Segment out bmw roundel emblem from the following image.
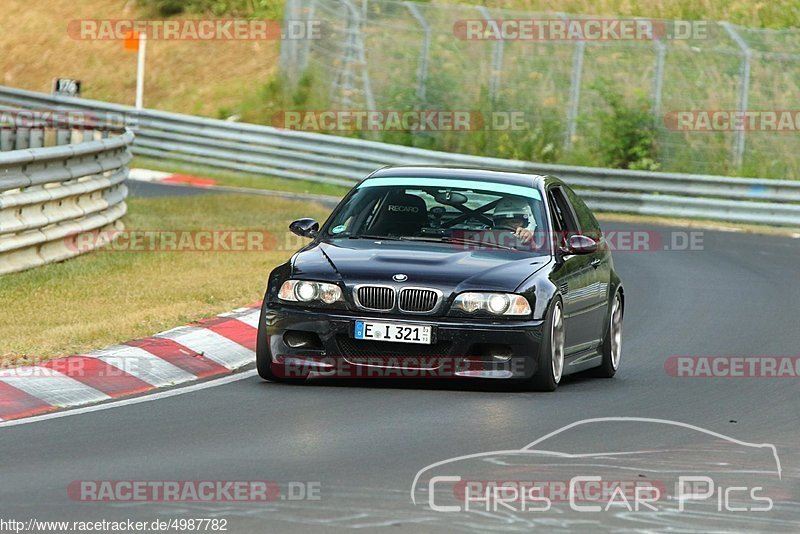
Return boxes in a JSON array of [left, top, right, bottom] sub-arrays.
[[393, 273, 408, 282]]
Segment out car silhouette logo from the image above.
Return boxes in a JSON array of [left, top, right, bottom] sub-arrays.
[[393, 273, 408, 282]]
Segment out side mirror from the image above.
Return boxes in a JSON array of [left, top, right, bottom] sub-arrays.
[[289, 218, 319, 238], [561, 234, 598, 255]]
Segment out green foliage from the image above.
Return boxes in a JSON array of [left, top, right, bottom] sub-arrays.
[[137, 0, 283, 18], [589, 79, 659, 171]]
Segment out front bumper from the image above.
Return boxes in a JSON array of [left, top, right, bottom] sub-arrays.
[[263, 305, 545, 380]]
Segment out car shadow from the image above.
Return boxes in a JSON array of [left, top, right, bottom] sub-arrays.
[[266, 373, 585, 393]]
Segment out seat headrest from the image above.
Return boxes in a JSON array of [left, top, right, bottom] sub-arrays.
[[368, 192, 428, 236]]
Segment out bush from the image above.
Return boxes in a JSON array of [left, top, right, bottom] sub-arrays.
[[590, 79, 659, 171], [137, 0, 283, 18]]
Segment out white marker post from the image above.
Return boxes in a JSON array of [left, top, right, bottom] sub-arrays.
[[135, 33, 147, 109]]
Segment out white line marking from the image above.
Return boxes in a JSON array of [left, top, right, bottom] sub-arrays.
[[0, 370, 258, 428]]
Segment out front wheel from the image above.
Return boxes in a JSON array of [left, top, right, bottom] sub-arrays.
[[527, 299, 565, 392], [593, 291, 623, 378]]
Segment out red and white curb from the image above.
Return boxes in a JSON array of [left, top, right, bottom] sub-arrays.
[[128, 168, 342, 206], [128, 168, 218, 187], [0, 304, 261, 421]]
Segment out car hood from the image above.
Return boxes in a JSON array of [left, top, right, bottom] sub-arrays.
[[291, 240, 549, 292]]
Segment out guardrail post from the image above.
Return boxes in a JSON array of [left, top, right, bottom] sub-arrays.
[[14, 127, 30, 149], [651, 39, 666, 126], [279, 0, 301, 85], [405, 2, 431, 104], [56, 129, 71, 146], [298, 0, 316, 73], [335, 1, 375, 111], [564, 41, 585, 151], [354, 3, 375, 111], [29, 128, 44, 148], [478, 6, 503, 102], [332, 1, 357, 108], [721, 22, 751, 169], [0, 130, 14, 151]]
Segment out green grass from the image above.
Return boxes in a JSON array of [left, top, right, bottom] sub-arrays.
[[0, 193, 332, 366]]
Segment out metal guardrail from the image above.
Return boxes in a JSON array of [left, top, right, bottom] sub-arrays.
[[2, 85, 800, 227], [0, 115, 133, 275]]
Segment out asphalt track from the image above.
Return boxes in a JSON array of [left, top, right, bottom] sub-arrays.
[[1, 182, 798, 532]]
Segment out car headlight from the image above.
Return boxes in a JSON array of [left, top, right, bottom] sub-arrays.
[[452, 292, 531, 316], [278, 280, 343, 304]]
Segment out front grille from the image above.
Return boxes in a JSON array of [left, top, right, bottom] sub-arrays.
[[355, 286, 395, 311], [398, 288, 439, 313], [336, 335, 452, 362]]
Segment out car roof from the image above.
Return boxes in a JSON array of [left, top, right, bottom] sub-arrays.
[[367, 165, 548, 189]]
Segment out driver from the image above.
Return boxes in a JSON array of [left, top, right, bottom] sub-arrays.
[[492, 196, 535, 245]]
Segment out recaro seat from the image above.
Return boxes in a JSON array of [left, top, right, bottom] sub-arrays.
[[367, 192, 428, 236]]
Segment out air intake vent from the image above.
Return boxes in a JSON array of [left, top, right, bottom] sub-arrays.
[[337, 335, 451, 361], [398, 288, 440, 313], [355, 286, 395, 311]]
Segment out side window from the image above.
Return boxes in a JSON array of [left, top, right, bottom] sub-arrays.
[[547, 190, 565, 233], [562, 185, 601, 240], [548, 187, 579, 235]]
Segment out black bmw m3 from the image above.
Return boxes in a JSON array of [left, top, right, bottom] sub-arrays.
[[256, 166, 624, 391]]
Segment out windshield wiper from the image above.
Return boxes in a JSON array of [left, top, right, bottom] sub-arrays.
[[348, 234, 402, 241], [398, 235, 516, 251], [444, 236, 517, 251]]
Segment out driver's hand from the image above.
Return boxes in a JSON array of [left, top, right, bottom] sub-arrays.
[[514, 227, 533, 244]]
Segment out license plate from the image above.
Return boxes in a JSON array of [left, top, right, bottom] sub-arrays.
[[354, 320, 432, 345]]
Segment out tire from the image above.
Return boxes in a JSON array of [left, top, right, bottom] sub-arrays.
[[528, 298, 565, 392], [593, 291, 623, 378], [256, 306, 308, 384]]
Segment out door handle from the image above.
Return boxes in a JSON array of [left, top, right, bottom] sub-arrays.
[[591, 258, 601, 269]]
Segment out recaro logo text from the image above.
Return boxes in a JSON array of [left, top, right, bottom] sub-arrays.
[[387, 205, 420, 212]]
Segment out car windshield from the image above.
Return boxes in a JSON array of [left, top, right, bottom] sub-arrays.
[[322, 177, 549, 252]]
